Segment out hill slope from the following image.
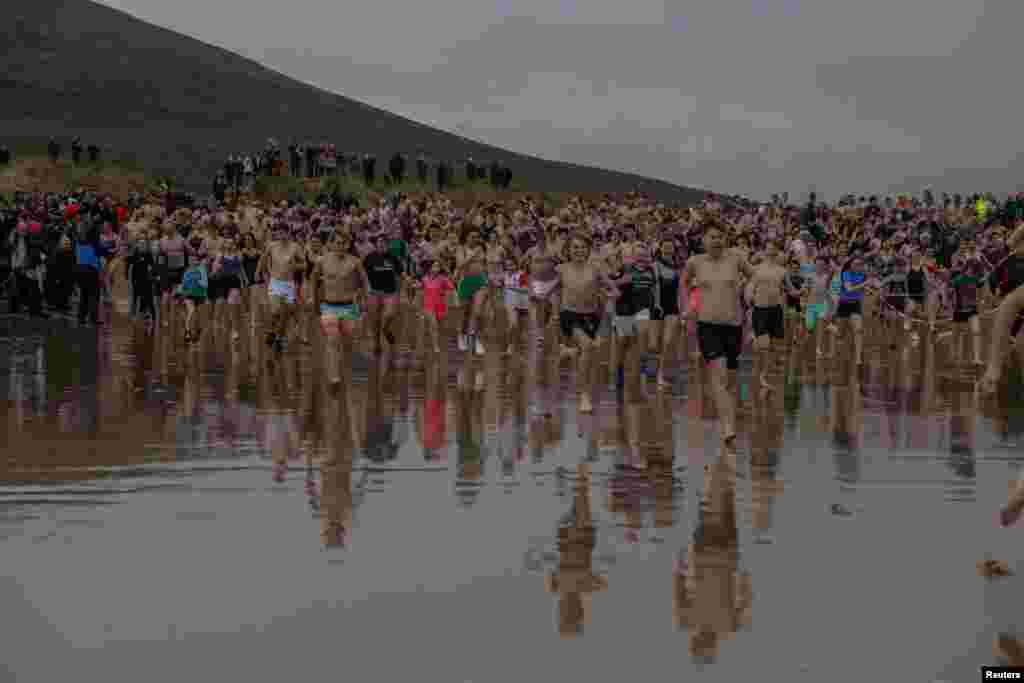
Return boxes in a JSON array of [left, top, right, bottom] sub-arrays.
[[2, 0, 707, 205]]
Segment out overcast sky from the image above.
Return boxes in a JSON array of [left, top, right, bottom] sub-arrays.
[[96, 0, 1021, 200]]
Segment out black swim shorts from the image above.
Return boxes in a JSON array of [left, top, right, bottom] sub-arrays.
[[752, 305, 785, 340], [696, 322, 742, 370]]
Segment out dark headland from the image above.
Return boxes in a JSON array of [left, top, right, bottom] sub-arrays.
[[3, 0, 711, 205]]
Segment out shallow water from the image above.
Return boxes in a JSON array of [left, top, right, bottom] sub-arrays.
[[1, 310, 1023, 683]]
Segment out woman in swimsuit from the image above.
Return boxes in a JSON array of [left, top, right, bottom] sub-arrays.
[[210, 238, 248, 344], [528, 228, 563, 351], [159, 223, 189, 327], [454, 226, 490, 356], [650, 238, 685, 389], [176, 231, 210, 345], [947, 231, 989, 367]]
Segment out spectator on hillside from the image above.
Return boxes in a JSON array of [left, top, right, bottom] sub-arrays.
[[8, 217, 46, 317], [213, 171, 227, 204], [363, 154, 377, 186], [389, 152, 406, 185], [416, 153, 428, 184], [489, 160, 501, 189], [47, 138, 61, 163], [71, 137, 83, 164], [437, 159, 451, 192], [87, 143, 100, 164], [466, 156, 477, 183], [224, 155, 236, 191], [500, 165, 512, 190], [305, 143, 316, 179], [242, 155, 254, 192], [0, 145, 10, 166], [289, 141, 300, 177]]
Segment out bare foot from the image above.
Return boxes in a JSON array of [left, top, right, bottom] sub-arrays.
[[994, 634, 1024, 666], [978, 558, 1014, 578]]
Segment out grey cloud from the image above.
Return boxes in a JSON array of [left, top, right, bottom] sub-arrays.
[[94, 0, 1016, 199]]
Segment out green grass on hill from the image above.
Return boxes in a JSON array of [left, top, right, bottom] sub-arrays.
[[1, 149, 570, 212]]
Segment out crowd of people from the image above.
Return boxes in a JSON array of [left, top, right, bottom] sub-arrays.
[[5, 176, 1024, 656], [213, 142, 514, 201], [3, 181, 1024, 513]]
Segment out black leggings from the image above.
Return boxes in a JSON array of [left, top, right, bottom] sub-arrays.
[[76, 267, 101, 323], [132, 279, 156, 318]]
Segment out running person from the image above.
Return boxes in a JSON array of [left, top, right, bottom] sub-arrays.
[[682, 222, 755, 453], [454, 227, 489, 356], [256, 222, 306, 352], [554, 235, 618, 414], [311, 231, 369, 385], [650, 238, 684, 389], [363, 233, 405, 356], [947, 229, 988, 367], [748, 239, 787, 391], [834, 254, 869, 369], [158, 223, 188, 326]]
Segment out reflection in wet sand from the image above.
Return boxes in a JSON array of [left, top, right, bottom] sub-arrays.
[[3, 311, 1024, 681], [673, 450, 752, 664]]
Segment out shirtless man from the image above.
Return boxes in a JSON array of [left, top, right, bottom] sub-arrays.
[[682, 223, 755, 453], [555, 235, 617, 414], [311, 231, 369, 385], [981, 283, 1024, 396], [256, 223, 306, 352], [748, 240, 787, 391]]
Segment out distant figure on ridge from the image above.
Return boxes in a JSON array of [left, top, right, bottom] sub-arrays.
[[416, 152, 428, 184]]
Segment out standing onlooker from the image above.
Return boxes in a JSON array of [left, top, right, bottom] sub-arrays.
[[305, 143, 316, 179], [45, 233, 76, 313], [87, 143, 100, 164], [74, 219, 110, 325], [7, 218, 46, 317], [71, 137, 83, 164], [416, 153, 428, 184], [47, 137, 61, 163], [242, 155, 254, 193]]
